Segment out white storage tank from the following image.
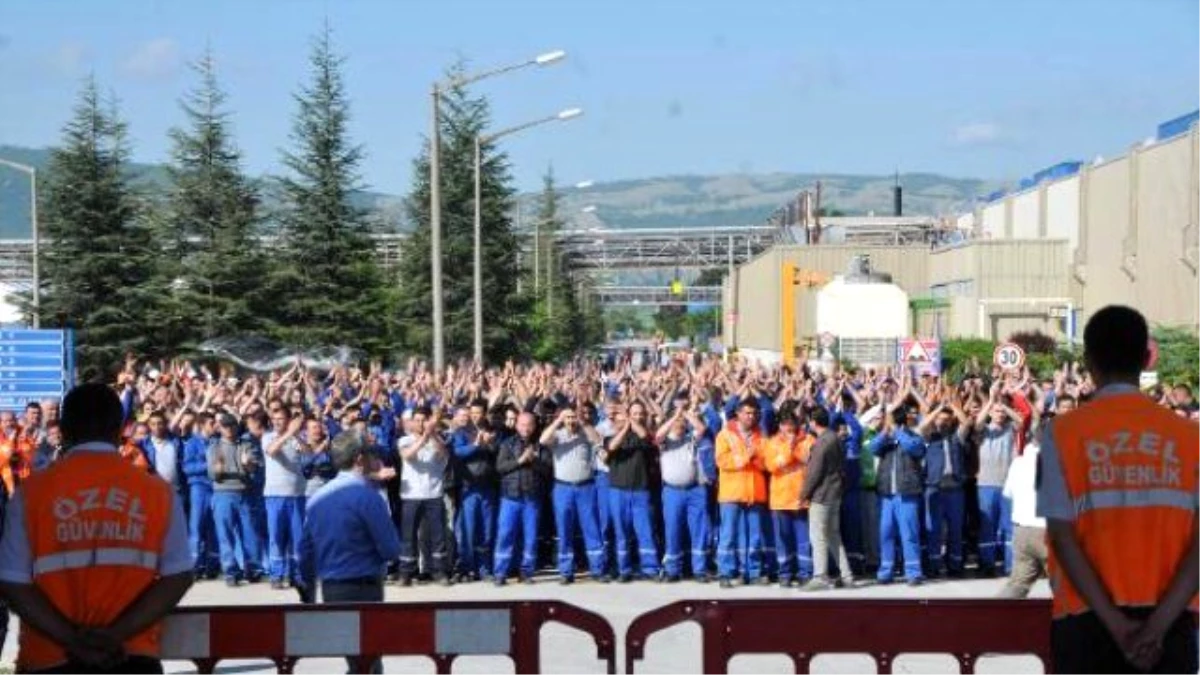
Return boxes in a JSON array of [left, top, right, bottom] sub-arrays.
[[815, 255, 910, 339]]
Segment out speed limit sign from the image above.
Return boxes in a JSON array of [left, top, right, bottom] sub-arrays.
[[994, 342, 1026, 371]]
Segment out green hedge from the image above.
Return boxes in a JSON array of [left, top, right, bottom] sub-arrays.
[[940, 327, 1197, 388]]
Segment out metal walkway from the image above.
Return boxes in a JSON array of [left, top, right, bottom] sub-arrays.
[[591, 285, 721, 306]]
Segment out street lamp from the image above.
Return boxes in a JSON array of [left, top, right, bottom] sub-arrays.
[[429, 49, 566, 371], [473, 107, 583, 362], [0, 159, 39, 328]]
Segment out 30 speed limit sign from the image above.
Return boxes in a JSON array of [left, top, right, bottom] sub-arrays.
[[994, 342, 1026, 371]]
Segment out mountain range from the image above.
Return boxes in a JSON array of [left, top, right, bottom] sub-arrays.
[[0, 144, 1000, 239]]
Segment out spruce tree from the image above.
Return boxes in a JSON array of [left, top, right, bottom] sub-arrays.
[[38, 79, 156, 374], [527, 170, 586, 360], [151, 49, 269, 351], [397, 67, 527, 363], [269, 24, 392, 354]]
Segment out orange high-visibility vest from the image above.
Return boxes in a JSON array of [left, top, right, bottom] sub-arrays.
[[1045, 390, 1199, 620], [17, 448, 174, 671], [715, 423, 767, 504], [764, 432, 814, 511]]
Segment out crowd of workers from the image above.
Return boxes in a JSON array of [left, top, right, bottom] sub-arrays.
[[0, 345, 1193, 595]]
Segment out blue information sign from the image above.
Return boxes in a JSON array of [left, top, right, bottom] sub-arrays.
[[0, 329, 73, 411]]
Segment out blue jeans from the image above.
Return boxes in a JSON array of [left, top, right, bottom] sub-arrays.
[[456, 486, 496, 578], [717, 502, 765, 580], [772, 510, 812, 582], [246, 491, 269, 571], [609, 488, 659, 578], [494, 496, 541, 580], [923, 487, 965, 574], [977, 486, 1010, 573], [211, 491, 263, 580], [878, 494, 922, 582], [553, 481, 606, 578], [187, 484, 218, 575], [661, 484, 710, 578], [265, 496, 305, 583]]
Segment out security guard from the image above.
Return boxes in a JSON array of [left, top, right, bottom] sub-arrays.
[[0, 383, 193, 674], [1038, 305, 1198, 673]]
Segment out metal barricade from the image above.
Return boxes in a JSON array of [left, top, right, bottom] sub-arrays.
[[625, 598, 1052, 674], [163, 599, 617, 674]]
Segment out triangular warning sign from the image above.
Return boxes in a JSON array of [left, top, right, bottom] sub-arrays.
[[904, 341, 931, 362]]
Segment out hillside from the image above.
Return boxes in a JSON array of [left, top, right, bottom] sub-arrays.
[[0, 144, 998, 239]]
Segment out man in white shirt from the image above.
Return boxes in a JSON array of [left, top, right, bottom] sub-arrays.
[[999, 436, 1047, 598], [396, 407, 451, 586]]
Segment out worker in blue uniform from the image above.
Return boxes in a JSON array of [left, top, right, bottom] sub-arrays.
[[451, 399, 499, 583], [655, 399, 711, 582], [493, 412, 551, 585], [179, 412, 219, 578], [869, 405, 927, 586], [541, 406, 608, 584], [916, 401, 970, 577], [604, 401, 661, 583]]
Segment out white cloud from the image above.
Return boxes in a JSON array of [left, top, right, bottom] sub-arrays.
[[122, 37, 180, 78], [952, 122, 1003, 146], [51, 41, 89, 75]]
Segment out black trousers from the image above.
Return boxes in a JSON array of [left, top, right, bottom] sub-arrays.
[[400, 498, 447, 578], [322, 578, 385, 674], [1052, 609, 1199, 674], [23, 655, 163, 674]]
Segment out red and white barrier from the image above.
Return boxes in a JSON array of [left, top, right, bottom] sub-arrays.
[[162, 600, 616, 674]]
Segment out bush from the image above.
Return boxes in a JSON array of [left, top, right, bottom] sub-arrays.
[[1153, 326, 1199, 390], [941, 338, 996, 381], [1008, 330, 1057, 355]]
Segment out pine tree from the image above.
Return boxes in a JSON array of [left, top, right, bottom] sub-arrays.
[[38, 79, 157, 375], [268, 24, 392, 354], [397, 67, 527, 363], [150, 49, 270, 352], [527, 170, 585, 360]]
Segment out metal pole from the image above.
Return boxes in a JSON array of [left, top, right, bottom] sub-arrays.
[[30, 169, 39, 329], [548, 243, 554, 318], [534, 213, 541, 293], [473, 137, 484, 364], [515, 199, 523, 294], [429, 84, 445, 371]]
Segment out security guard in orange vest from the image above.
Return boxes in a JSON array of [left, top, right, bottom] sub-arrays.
[[1037, 306, 1198, 674], [0, 383, 193, 674]]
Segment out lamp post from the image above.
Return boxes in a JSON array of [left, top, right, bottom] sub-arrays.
[[429, 49, 565, 371], [0, 159, 39, 328], [473, 107, 583, 363]]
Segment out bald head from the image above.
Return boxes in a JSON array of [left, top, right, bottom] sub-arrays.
[[516, 412, 537, 440]]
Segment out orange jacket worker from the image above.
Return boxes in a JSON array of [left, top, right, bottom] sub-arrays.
[[714, 398, 768, 587], [0, 383, 193, 674], [764, 409, 814, 587], [1038, 306, 1198, 674]]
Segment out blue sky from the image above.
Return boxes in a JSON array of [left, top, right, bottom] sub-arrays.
[[0, 0, 1196, 195]]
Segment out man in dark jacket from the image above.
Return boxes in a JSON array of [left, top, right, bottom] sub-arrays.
[[917, 401, 970, 578], [451, 399, 498, 583], [800, 407, 854, 591], [870, 405, 928, 586], [493, 412, 551, 585]]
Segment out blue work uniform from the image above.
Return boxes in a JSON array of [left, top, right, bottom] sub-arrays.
[[493, 435, 551, 582], [659, 432, 711, 580], [922, 426, 968, 576], [606, 429, 660, 580], [870, 426, 926, 583], [546, 427, 606, 581], [451, 425, 498, 579]]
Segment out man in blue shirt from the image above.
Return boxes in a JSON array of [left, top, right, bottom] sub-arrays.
[[299, 430, 401, 674], [869, 406, 927, 586]]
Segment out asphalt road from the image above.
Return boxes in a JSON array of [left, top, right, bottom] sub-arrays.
[[1, 574, 1051, 674]]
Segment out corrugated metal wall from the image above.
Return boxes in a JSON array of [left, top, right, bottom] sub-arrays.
[[977, 129, 1198, 330], [1011, 190, 1040, 238], [974, 240, 1070, 300]]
